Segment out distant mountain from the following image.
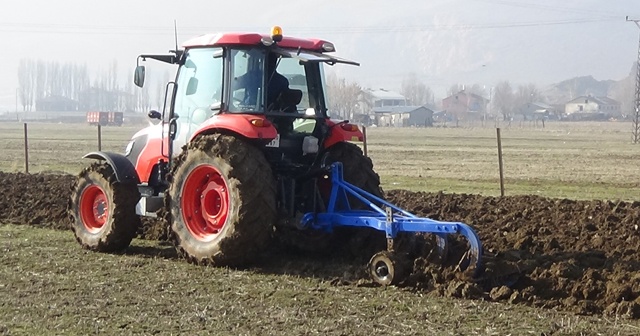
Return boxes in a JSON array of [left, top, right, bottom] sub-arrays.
[[542, 76, 617, 105], [540, 63, 636, 115], [609, 64, 637, 115]]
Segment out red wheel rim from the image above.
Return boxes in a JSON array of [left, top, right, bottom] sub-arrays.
[[79, 185, 109, 233], [181, 164, 230, 242]]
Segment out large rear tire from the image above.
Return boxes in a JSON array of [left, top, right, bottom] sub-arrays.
[[277, 142, 386, 255], [167, 134, 276, 266], [69, 163, 141, 252]]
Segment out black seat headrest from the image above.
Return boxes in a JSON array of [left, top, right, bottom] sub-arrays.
[[281, 88, 302, 105]]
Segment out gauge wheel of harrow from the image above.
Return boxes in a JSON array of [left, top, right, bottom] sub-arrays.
[[276, 142, 385, 254], [69, 162, 141, 252], [368, 251, 408, 286], [167, 134, 277, 266]]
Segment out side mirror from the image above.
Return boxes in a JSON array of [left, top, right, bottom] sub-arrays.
[[186, 77, 198, 96], [134, 65, 146, 87], [147, 110, 161, 120]]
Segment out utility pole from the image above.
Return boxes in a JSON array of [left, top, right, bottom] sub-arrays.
[[15, 88, 18, 121], [627, 16, 640, 144]]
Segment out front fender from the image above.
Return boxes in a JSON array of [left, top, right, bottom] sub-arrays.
[[83, 151, 140, 184]]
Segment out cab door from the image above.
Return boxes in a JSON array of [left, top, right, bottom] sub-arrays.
[[172, 47, 224, 152]]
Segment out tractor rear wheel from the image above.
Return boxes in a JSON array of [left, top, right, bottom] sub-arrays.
[[277, 142, 386, 255], [167, 134, 276, 266], [69, 163, 141, 251], [324, 142, 382, 199]]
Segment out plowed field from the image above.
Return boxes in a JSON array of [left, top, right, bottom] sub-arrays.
[[2, 170, 640, 319]]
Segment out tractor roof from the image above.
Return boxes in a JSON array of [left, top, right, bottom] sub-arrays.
[[182, 33, 331, 52]]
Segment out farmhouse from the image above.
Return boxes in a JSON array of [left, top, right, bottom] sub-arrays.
[[564, 95, 621, 119], [78, 87, 136, 112], [361, 88, 408, 108], [35, 95, 78, 112], [352, 88, 409, 126], [517, 102, 557, 121], [373, 106, 434, 127], [442, 90, 488, 121]]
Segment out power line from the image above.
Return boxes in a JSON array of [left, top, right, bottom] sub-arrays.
[[0, 17, 621, 36], [477, 0, 624, 19]]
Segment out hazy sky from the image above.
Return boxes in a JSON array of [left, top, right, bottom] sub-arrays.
[[0, 0, 638, 110]]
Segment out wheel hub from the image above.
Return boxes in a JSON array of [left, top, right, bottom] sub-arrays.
[[375, 263, 390, 278], [182, 164, 230, 241], [80, 185, 109, 233]]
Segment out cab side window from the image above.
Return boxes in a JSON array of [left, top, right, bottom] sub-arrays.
[[172, 48, 223, 148]]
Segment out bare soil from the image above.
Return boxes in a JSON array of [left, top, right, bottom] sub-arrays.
[[2, 170, 640, 318]]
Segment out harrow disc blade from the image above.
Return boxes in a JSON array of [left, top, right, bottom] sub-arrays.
[[453, 224, 483, 278]]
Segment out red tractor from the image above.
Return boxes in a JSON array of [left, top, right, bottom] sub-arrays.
[[70, 27, 482, 285]]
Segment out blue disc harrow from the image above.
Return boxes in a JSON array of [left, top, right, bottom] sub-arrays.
[[300, 163, 483, 285]]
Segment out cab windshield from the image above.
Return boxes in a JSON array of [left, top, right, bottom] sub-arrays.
[[229, 48, 322, 116]]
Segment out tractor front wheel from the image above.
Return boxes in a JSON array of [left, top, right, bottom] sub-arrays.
[[167, 134, 276, 266], [69, 163, 141, 251]]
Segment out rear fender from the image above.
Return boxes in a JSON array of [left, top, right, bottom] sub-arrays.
[[188, 114, 277, 142], [323, 120, 364, 148], [83, 151, 141, 184]]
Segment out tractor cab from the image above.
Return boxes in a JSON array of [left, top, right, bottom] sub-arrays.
[[131, 26, 362, 187]]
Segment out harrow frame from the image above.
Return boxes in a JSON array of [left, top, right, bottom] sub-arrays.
[[300, 163, 483, 285]]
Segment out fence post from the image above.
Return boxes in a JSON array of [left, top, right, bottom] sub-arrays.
[[362, 125, 368, 157], [97, 124, 102, 151], [23, 123, 29, 174], [496, 128, 505, 196]]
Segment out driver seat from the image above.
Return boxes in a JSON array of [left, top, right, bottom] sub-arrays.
[[270, 88, 303, 112], [271, 89, 303, 133]]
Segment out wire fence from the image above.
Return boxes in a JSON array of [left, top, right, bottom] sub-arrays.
[[1, 120, 640, 200], [0, 122, 140, 174]]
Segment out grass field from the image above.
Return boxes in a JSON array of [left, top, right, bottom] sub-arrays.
[[3, 121, 640, 334], [367, 121, 640, 200], [2, 224, 640, 335], [1, 120, 639, 200]]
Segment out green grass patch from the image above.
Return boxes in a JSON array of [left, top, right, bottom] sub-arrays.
[[2, 224, 640, 335]]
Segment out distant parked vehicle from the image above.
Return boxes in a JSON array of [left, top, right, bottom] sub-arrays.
[[86, 111, 123, 126]]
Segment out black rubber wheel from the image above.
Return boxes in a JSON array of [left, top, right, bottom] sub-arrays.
[[368, 251, 407, 286], [276, 142, 385, 255], [69, 162, 141, 252], [323, 142, 382, 199], [167, 134, 276, 266]]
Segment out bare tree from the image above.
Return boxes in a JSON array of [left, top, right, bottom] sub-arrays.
[[515, 83, 540, 105], [610, 63, 635, 119], [448, 84, 464, 96], [325, 73, 362, 120], [17, 59, 33, 111], [400, 73, 433, 106], [513, 83, 541, 117], [73, 63, 90, 102], [448, 83, 485, 97], [35, 60, 47, 103], [493, 81, 515, 121], [109, 60, 118, 92]]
